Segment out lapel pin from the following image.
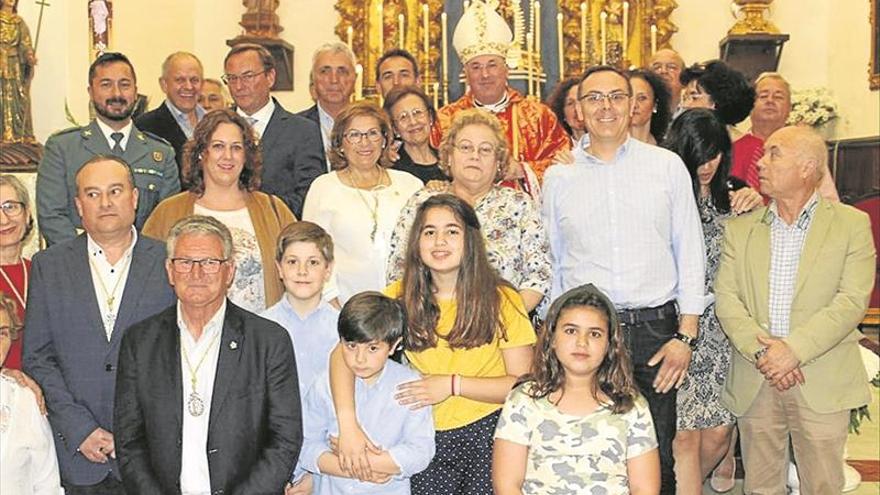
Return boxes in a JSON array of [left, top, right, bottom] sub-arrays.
[[229, 341, 238, 350]]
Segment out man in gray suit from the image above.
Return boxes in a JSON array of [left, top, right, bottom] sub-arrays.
[[37, 52, 180, 246], [23, 156, 175, 494], [224, 43, 325, 218]]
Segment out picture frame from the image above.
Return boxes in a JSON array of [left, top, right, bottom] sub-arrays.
[[871, 0, 879, 89]]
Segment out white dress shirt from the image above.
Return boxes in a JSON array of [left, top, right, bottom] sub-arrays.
[[178, 299, 226, 495], [87, 227, 137, 341], [95, 118, 133, 151], [237, 98, 275, 138], [317, 102, 334, 171]]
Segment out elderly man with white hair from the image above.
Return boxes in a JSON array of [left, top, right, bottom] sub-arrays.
[[715, 125, 875, 494]]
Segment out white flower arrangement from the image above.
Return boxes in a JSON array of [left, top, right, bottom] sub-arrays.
[[786, 88, 839, 128]]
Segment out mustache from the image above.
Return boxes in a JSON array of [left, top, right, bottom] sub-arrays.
[[104, 97, 129, 106]]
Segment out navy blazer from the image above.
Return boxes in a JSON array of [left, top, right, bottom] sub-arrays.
[[115, 302, 302, 494], [22, 234, 174, 486], [134, 100, 188, 175], [259, 99, 325, 219]]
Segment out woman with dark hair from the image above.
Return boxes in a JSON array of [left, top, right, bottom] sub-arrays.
[[383, 85, 447, 184], [546, 77, 586, 143], [143, 109, 297, 312], [303, 101, 422, 304], [628, 69, 672, 145], [679, 60, 755, 141], [663, 108, 761, 493]]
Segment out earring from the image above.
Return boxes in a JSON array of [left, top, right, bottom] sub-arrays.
[[198, 153, 203, 160], [653, 107, 658, 114]]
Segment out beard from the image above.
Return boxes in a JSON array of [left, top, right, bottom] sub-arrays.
[[93, 97, 136, 122]]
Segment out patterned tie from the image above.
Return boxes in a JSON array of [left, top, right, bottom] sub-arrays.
[[110, 132, 124, 155]]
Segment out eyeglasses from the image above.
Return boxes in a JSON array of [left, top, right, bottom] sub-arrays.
[[453, 141, 496, 157], [394, 108, 429, 125], [343, 128, 384, 144], [579, 91, 631, 107], [0, 201, 25, 217], [221, 70, 266, 86], [170, 258, 228, 274]]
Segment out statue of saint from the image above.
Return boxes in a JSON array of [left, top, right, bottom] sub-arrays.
[[89, 0, 110, 54], [0, 0, 37, 144]]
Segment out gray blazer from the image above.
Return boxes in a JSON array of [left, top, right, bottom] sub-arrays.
[[36, 119, 180, 246], [22, 234, 175, 486]]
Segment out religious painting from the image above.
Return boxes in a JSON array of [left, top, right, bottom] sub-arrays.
[[871, 0, 879, 90]]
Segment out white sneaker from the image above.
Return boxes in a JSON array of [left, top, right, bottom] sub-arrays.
[[843, 462, 862, 492], [787, 462, 800, 495]]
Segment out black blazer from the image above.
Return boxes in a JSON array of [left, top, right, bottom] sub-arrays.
[[114, 302, 302, 495], [259, 99, 325, 219], [134, 101, 188, 174], [295, 104, 320, 127]]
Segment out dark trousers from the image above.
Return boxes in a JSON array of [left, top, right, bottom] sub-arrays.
[[623, 314, 679, 495], [411, 410, 500, 495], [64, 475, 125, 495]]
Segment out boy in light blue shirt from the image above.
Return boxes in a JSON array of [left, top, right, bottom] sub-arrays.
[[288, 292, 435, 495], [261, 221, 339, 399]]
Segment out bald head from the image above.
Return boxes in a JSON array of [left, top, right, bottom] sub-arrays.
[[648, 49, 685, 111], [759, 126, 828, 201]]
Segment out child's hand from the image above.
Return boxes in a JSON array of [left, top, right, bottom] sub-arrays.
[[395, 375, 452, 409], [284, 474, 313, 495], [334, 424, 382, 481]]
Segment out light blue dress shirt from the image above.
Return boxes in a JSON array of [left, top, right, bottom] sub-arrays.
[[164, 100, 206, 139], [260, 298, 339, 401], [542, 135, 706, 315], [298, 362, 436, 494]]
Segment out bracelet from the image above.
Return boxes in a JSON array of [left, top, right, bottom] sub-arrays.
[[673, 332, 697, 350]]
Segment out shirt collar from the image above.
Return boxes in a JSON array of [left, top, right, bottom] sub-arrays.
[[473, 90, 511, 114], [281, 295, 334, 322], [578, 134, 633, 165], [237, 97, 275, 124], [177, 298, 227, 343], [86, 226, 138, 263], [764, 192, 820, 230], [317, 102, 335, 128], [165, 99, 206, 122], [95, 118, 134, 149]]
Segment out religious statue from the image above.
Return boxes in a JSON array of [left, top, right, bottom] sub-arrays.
[[0, 0, 36, 145], [89, 0, 110, 55], [240, 0, 283, 38]]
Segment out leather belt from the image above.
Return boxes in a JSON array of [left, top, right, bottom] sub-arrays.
[[617, 300, 678, 326]]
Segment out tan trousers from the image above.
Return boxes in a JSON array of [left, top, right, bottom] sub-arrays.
[[738, 382, 849, 495]]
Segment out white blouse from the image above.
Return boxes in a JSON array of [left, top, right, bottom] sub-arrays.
[[302, 169, 422, 304], [0, 373, 63, 495]]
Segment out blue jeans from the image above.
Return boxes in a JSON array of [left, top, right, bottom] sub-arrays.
[[623, 314, 679, 495]]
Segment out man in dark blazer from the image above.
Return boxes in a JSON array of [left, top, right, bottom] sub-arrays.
[[115, 215, 302, 494], [224, 43, 324, 218], [296, 41, 358, 171], [135, 52, 206, 180], [23, 156, 175, 494]]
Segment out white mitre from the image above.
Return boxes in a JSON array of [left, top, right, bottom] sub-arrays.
[[452, 0, 515, 65]]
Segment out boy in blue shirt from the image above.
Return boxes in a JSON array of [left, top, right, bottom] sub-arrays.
[[261, 221, 339, 399], [287, 292, 435, 495]]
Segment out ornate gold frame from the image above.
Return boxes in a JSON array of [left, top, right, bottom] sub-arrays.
[[871, 0, 879, 90]]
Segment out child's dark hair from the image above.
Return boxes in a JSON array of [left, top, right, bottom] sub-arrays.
[[524, 284, 638, 414], [401, 194, 517, 351], [338, 291, 406, 346]]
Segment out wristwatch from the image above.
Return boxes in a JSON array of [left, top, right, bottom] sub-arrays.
[[673, 332, 697, 350]]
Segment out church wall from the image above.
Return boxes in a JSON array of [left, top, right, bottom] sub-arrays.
[[15, 1, 878, 145]]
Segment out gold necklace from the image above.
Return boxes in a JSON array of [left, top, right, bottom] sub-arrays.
[[181, 330, 222, 417], [347, 168, 385, 242], [0, 257, 27, 309]]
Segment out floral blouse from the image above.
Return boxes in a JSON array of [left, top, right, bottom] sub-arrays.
[[385, 185, 552, 307]]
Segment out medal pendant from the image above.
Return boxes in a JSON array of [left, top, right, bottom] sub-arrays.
[[187, 391, 205, 416]]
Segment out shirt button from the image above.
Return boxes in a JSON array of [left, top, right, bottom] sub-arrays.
[[105, 364, 115, 372]]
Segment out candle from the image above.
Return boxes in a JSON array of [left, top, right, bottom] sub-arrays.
[[377, 2, 384, 51], [398, 13, 405, 48], [526, 32, 534, 97], [651, 24, 657, 54], [600, 11, 607, 65], [622, 1, 629, 58], [354, 64, 363, 100], [422, 3, 430, 93], [346, 25, 353, 50], [535, 1, 541, 54], [557, 13, 564, 77], [432, 82, 439, 108], [441, 12, 449, 103], [579, 2, 587, 64]]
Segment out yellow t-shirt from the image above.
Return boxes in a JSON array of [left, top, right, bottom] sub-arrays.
[[384, 281, 537, 431]]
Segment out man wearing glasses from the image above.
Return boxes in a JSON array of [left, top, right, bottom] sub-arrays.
[[542, 65, 705, 495], [24, 156, 175, 494], [223, 43, 324, 219], [114, 215, 302, 494]]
